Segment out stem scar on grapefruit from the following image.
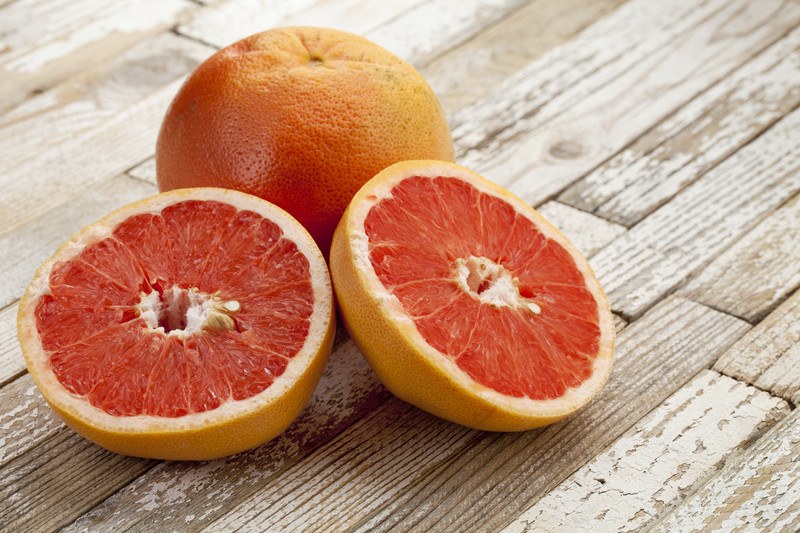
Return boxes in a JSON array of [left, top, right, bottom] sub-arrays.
[[17, 188, 334, 460], [156, 26, 456, 257], [330, 161, 615, 431]]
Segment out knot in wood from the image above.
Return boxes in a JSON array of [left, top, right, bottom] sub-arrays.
[[549, 140, 583, 160]]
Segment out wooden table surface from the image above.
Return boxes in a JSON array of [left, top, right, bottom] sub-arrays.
[[2, 0, 799, 531]]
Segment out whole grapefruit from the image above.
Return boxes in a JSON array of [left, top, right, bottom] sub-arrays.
[[156, 27, 455, 255]]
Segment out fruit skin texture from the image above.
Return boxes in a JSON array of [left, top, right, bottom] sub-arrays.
[[330, 161, 615, 432], [156, 26, 455, 256], [17, 188, 335, 461]]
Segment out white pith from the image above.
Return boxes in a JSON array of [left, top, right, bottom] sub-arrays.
[[18, 188, 332, 434], [454, 256, 541, 314], [136, 287, 240, 337], [347, 162, 615, 418]]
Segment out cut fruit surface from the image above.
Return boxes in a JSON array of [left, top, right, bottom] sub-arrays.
[[331, 161, 614, 431], [18, 188, 334, 460]]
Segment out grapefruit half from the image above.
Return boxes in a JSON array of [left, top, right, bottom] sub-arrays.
[[330, 161, 615, 430], [17, 188, 334, 460]]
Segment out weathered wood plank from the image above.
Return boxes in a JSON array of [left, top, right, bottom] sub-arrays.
[[503, 370, 790, 533], [0, 398, 155, 531], [0, 375, 61, 467], [537, 201, 626, 257], [61, 341, 389, 532], [199, 297, 749, 532], [0, 0, 195, 114], [652, 408, 800, 532], [424, 0, 627, 115], [179, 0, 529, 70], [591, 106, 800, 319], [680, 193, 800, 323], [451, 0, 723, 158], [0, 32, 213, 177], [358, 0, 530, 68], [452, 0, 800, 207], [0, 79, 179, 237], [0, 175, 157, 310], [560, 24, 800, 227], [126, 157, 157, 186], [178, 0, 420, 50], [0, 304, 24, 388], [714, 289, 800, 406]]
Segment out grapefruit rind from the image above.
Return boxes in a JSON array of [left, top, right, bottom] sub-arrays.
[[331, 161, 615, 431], [18, 188, 334, 460]]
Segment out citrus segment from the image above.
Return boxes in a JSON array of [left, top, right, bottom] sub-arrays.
[[18, 188, 334, 460], [331, 161, 614, 431]]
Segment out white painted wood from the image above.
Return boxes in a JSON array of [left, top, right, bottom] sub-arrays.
[[423, 0, 627, 115], [0, 79, 180, 237], [590, 107, 800, 319], [0, 33, 213, 177], [652, 409, 800, 532], [62, 339, 389, 532], [0, 0, 194, 113], [536, 201, 626, 257], [350, 297, 750, 533], [0, 304, 24, 388], [361, 0, 530, 67], [715, 289, 800, 406], [178, 0, 421, 50], [560, 24, 800, 226], [503, 370, 790, 533], [0, 375, 63, 466], [680, 193, 800, 323], [202, 297, 750, 533], [126, 157, 156, 185], [451, 0, 724, 159], [495, 0, 800, 205], [180, 0, 529, 68], [0, 175, 156, 309], [0, 373, 155, 531]]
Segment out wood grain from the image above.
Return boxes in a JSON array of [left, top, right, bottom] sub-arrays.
[[0, 32, 213, 177], [451, 0, 724, 162], [424, 0, 627, 115], [452, 0, 800, 207], [0, 175, 156, 310], [0, 409, 155, 532], [591, 107, 800, 319], [559, 24, 800, 227], [62, 341, 389, 533], [0, 375, 62, 466], [503, 370, 790, 533], [0, 79, 180, 237], [201, 297, 749, 532], [127, 158, 157, 185], [714, 289, 800, 406], [652, 409, 800, 532], [680, 193, 800, 323], [0, 0, 195, 113], [179, 0, 530, 69], [0, 304, 23, 388], [536, 201, 626, 257]]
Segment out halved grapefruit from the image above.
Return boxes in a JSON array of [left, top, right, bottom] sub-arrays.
[[330, 161, 614, 430], [17, 188, 334, 460]]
